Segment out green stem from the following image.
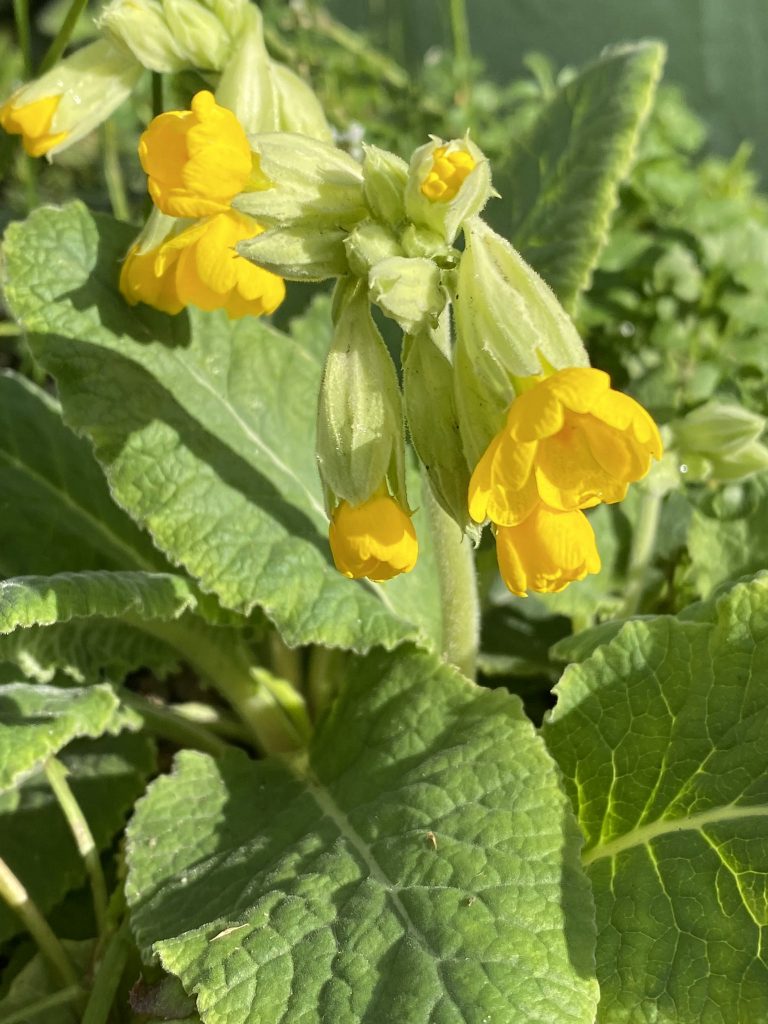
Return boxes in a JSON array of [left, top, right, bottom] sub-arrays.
[[120, 691, 233, 757], [307, 646, 344, 720], [622, 488, 663, 616], [448, 0, 473, 116], [44, 757, 109, 938], [0, 323, 21, 337], [12, 0, 32, 77], [81, 920, 131, 1024], [142, 619, 308, 754], [0, 985, 84, 1024], [151, 73, 163, 118], [422, 472, 480, 678], [0, 855, 78, 987], [38, 0, 88, 74], [102, 119, 130, 223], [269, 631, 303, 690]]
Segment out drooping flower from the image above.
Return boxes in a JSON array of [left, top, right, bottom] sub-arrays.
[[329, 495, 418, 582], [495, 505, 601, 597], [119, 210, 285, 319], [469, 367, 663, 527], [0, 40, 141, 158], [138, 90, 254, 218]]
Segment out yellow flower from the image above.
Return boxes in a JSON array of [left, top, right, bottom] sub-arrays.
[[138, 90, 253, 218], [469, 367, 663, 526], [495, 505, 601, 597], [0, 94, 67, 157], [329, 495, 418, 582], [420, 143, 476, 202], [119, 210, 285, 319]]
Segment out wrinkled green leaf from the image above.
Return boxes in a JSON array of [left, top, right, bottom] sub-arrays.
[[0, 371, 163, 578], [504, 41, 665, 309], [127, 645, 597, 1024], [1, 203, 441, 653], [0, 730, 155, 943], [0, 681, 133, 793], [542, 573, 768, 1022]]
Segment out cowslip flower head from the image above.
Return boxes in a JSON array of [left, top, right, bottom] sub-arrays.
[[404, 136, 493, 243], [0, 40, 141, 158], [120, 210, 285, 319], [495, 506, 601, 597], [469, 367, 663, 527], [139, 90, 254, 218], [329, 494, 418, 582]]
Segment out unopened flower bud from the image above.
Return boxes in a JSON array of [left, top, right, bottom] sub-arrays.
[[161, 0, 236, 69], [453, 216, 589, 466], [343, 222, 402, 278], [368, 256, 445, 335], [234, 134, 367, 232], [238, 225, 348, 281], [99, 0, 187, 72], [362, 144, 408, 224], [316, 281, 408, 512], [403, 319, 475, 534], [400, 223, 454, 262], [673, 401, 766, 458], [0, 40, 141, 158], [271, 64, 332, 142], [214, 5, 278, 131], [405, 136, 493, 243]]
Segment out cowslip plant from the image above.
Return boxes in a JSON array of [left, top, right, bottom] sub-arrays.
[[0, 4, 767, 1023]]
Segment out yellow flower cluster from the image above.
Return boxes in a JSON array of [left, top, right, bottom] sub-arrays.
[[469, 367, 662, 596], [120, 90, 284, 320], [420, 144, 476, 202]]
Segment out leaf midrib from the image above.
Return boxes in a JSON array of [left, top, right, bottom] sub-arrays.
[[582, 803, 768, 866]]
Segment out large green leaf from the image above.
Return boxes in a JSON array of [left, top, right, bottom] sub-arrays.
[[0, 371, 164, 578], [542, 573, 768, 1022], [0, 730, 155, 943], [126, 645, 597, 1024], [1, 203, 441, 653], [0, 681, 133, 792], [503, 41, 665, 309]]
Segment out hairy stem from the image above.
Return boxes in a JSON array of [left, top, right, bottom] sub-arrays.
[[448, 0, 473, 116], [622, 488, 663, 616], [81, 920, 132, 1024], [12, 0, 32, 77], [44, 757, 109, 938], [422, 473, 480, 678], [0, 854, 78, 986], [102, 119, 130, 222], [120, 691, 233, 757]]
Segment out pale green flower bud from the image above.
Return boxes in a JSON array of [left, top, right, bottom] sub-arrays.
[[400, 223, 455, 262], [362, 145, 408, 225], [215, 5, 278, 131], [405, 136, 493, 243], [162, 0, 233, 69], [0, 39, 142, 158], [708, 442, 768, 481], [272, 64, 332, 142], [403, 318, 477, 535], [343, 222, 402, 278], [316, 280, 408, 512], [238, 225, 348, 281], [368, 256, 446, 335], [99, 0, 187, 72], [234, 134, 367, 231], [673, 402, 766, 458], [453, 216, 589, 466]]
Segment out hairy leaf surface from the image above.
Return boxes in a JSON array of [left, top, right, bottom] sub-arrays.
[[126, 645, 598, 1024], [543, 573, 768, 1022], [1, 204, 441, 653], [504, 41, 665, 309]]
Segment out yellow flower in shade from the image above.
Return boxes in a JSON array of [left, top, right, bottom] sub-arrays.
[[0, 94, 67, 157], [119, 210, 285, 319], [420, 144, 476, 202], [138, 90, 253, 218], [469, 367, 663, 526], [329, 495, 418, 583], [495, 506, 601, 597]]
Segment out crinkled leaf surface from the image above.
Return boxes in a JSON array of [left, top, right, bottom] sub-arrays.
[[126, 645, 597, 1024], [0, 730, 155, 943], [542, 573, 768, 1023], [0, 370, 163, 577], [0, 681, 132, 793], [503, 41, 665, 309], [1, 204, 441, 653]]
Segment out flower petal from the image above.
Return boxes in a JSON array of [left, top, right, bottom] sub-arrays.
[[535, 418, 628, 509]]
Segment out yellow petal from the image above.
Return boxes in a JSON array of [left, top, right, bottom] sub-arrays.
[[506, 385, 564, 442], [590, 389, 663, 459], [329, 495, 418, 582], [0, 93, 68, 157], [495, 505, 600, 597], [535, 417, 628, 510], [578, 413, 649, 482], [545, 366, 611, 413]]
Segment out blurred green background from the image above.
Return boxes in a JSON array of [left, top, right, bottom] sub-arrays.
[[329, 0, 768, 183]]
